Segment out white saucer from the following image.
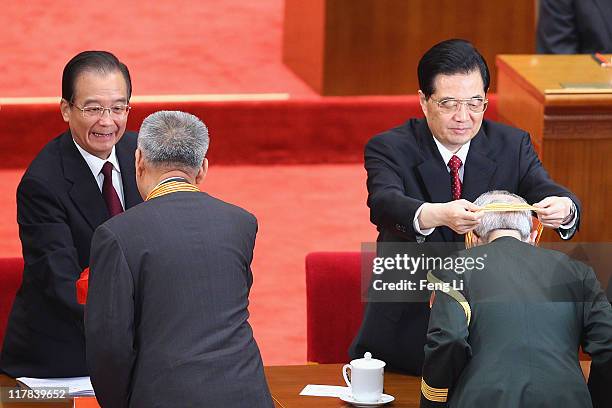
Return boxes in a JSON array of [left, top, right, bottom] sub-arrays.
[[339, 393, 395, 407]]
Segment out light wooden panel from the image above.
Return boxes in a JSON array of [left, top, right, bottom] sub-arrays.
[[497, 55, 612, 242], [283, 0, 536, 95]]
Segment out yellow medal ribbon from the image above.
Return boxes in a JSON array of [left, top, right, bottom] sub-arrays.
[[145, 180, 200, 201], [480, 203, 538, 212]]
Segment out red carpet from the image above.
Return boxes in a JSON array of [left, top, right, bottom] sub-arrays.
[[0, 97, 443, 168], [0, 0, 313, 97], [0, 1, 500, 366], [0, 0, 498, 169], [0, 165, 376, 365]]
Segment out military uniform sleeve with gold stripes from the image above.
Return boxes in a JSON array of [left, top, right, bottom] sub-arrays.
[[420, 270, 472, 408]]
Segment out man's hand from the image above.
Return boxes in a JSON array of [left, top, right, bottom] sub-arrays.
[[533, 196, 573, 228], [418, 200, 483, 234]]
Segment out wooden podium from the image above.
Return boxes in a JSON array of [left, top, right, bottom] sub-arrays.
[[496, 55, 612, 242], [283, 0, 535, 95]]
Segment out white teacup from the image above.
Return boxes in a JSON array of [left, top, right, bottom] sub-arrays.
[[342, 352, 385, 402]]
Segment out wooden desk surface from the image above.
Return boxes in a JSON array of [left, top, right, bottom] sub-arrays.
[[265, 364, 420, 408], [0, 362, 591, 408], [496, 54, 612, 107], [0, 365, 420, 408]]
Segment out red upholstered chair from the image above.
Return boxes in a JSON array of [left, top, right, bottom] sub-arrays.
[[306, 252, 371, 363], [0, 258, 23, 350]]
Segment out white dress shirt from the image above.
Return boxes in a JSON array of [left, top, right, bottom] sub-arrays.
[[73, 140, 126, 209]]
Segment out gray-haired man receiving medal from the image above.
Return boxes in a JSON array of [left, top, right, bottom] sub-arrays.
[[85, 111, 273, 408]]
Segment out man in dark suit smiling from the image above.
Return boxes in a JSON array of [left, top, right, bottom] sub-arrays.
[[349, 39, 581, 374], [0, 51, 142, 377]]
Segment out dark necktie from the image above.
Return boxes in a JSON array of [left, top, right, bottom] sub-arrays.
[[101, 161, 124, 217], [448, 155, 462, 200]]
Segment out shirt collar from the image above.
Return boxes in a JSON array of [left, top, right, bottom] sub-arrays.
[[432, 136, 470, 167], [157, 177, 189, 187], [72, 139, 121, 176]]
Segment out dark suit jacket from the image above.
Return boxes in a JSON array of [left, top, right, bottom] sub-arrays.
[[420, 237, 612, 408], [85, 190, 273, 408], [349, 119, 580, 374], [537, 0, 612, 54], [0, 130, 142, 378]]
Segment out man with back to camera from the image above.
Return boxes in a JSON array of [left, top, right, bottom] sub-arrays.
[[0, 51, 142, 378], [420, 191, 612, 408], [85, 111, 274, 408], [349, 39, 581, 374]]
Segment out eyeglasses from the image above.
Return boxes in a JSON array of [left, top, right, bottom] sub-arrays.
[[69, 102, 131, 119], [430, 97, 488, 114]]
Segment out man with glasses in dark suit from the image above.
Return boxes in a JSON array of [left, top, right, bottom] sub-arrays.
[[349, 39, 581, 375], [0, 51, 142, 378]]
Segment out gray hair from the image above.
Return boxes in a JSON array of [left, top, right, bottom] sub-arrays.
[[138, 111, 209, 170], [473, 190, 532, 241]]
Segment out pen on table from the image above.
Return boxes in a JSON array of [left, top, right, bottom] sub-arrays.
[[592, 53, 609, 66]]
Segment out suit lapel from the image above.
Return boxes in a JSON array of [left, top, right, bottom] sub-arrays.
[[60, 132, 109, 230], [415, 122, 452, 204], [414, 122, 454, 242], [116, 137, 141, 209], [462, 127, 497, 202]]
